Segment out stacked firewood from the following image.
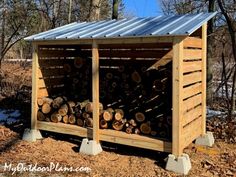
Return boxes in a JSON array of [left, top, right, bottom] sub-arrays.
[[38, 58, 172, 140]]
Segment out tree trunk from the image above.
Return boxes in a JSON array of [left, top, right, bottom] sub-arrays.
[[112, 0, 119, 19]]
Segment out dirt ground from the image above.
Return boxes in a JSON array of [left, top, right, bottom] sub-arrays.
[[0, 125, 235, 177]]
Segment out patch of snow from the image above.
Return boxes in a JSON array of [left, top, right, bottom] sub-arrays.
[[207, 107, 226, 118], [0, 109, 21, 125]]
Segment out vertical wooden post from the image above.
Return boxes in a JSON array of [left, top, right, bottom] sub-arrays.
[[92, 41, 100, 143], [201, 23, 207, 135], [31, 43, 39, 130], [172, 37, 184, 156]]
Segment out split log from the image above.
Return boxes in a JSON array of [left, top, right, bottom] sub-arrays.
[[77, 118, 84, 127], [51, 112, 62, 123], [42, 103, 51, 114], [80, 100, 90, 110], [114, 109, 124, 121], [68, 101, 76, 108], [68, 114, 76, 124], [52, 97, 64, 109], [140, 122, 151, 135], [58, 104, 68, 116], [103, 108, 114, 121], [62, 115, 69, 124], [37, 111, 45, 121], [85, 118, 93, 127], [112, 119, 126, 131], [100, 119, 108, 129], [135, 112, 145, 123], [45, 117, 51, 122]]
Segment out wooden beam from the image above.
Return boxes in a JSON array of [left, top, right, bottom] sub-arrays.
[[37, 121, 92, 138], [201, 23, 207, 135], [148, 50, 173, 70], [31, 44, 39, 130], [92, 41, 100, 143], [172, 37, 184, 156], [183, 37, 202, 49], [100, 129, 172, 152], [33, 36, 178, 46]]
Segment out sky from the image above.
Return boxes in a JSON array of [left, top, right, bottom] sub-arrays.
[[123, 0, 163, 17]]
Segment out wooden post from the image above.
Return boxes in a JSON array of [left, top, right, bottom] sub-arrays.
[[92, 41, 100, 143], [201, 23, 207, 135], [31, 43, 39, 130], [172, 37, 184, 156]]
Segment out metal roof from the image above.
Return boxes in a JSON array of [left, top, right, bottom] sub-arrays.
[[25, 12, 217, 41]]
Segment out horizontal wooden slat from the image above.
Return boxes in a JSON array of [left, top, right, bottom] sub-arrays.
[[39, 49, 172, 59], [39, 59, 67, 67], [37, 121, 92, 138], [183, 94, 202, 112], [183, 71, 202, 86], [38, 77, 66, 88], [183, 60, 202, 73], [183, 49, 202, 60], [183, 105, 202, 126], [183, 37, 202, 49], [183, 82, 202, 99], [100, 59, 158, 67], [182, 116, 202, 148], [38, 67, 66, 77], [38, 88, 48, 98], [39, 43, 173, 50], [100, 129, 172, 152]]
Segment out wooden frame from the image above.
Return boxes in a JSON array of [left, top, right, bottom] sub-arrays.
[[31, 24, 207, 156]]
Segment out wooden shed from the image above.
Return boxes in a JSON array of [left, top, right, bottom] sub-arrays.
[[24, 13, 216, 174]]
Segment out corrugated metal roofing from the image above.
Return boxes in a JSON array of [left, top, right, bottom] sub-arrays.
[[24, 12, 217, 41]]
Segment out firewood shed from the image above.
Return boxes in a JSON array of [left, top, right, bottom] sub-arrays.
[[24, 12, 217, 174]]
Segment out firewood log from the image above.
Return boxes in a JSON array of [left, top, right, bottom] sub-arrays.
[[85, 117, 93, 127], [62, 115, 69, 124], [106, 72, 113, 80], [100, 119, 108, 129], [103, 108, 113, 121], [37, 110, 45, 121], [135, 112, 145, 123], [126, 126, 133, 134], [74, 57, 84, 68], [42, 103, 51, 114], [112, 119, 126, 131], [77, 118, 84, 127], [58, 104, 68, 116], [114, 109, 124, 121], [37, 97, 53, 106], [140, 122, 151, 135], [52, 97, 64, 109], [134, 128, 140, 134], [131, 71, 141, 83], [68, 101, 76, 108], [37, 98, 44, 106], [82, 112, 90, 119], [68, 114, 76, 124], [129, 119, 137, 127], [84, 102, 103, 113], [80, 100, 90, 109], [51, 112, 62, 123]]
